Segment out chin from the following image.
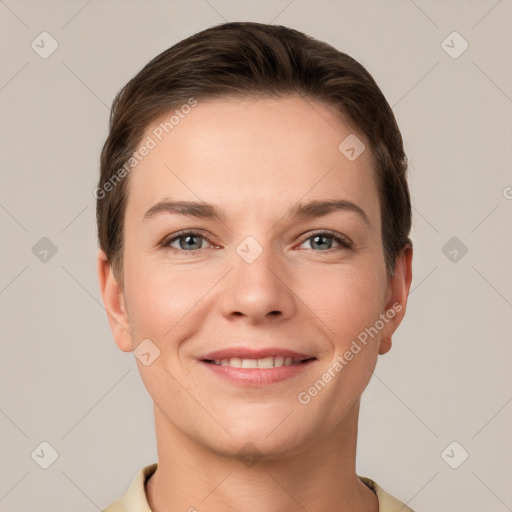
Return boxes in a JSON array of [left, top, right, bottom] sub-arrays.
[[205, 434, 303, 464], [204, 416, 313, 460]]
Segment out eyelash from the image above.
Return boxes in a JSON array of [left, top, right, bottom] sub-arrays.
[[161, 229, 353, 253]]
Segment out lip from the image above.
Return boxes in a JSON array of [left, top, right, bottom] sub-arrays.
[[198, 347, 317, 387], [200, 347, 314, 361], [200, 359, 316, 386]]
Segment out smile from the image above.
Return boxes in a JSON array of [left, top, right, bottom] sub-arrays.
[[205, 356, 309, 368], [200, 355, 316, 386]]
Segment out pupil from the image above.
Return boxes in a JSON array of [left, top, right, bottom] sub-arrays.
[[312, 235, 331, 250], [181, 235, 200, 250]]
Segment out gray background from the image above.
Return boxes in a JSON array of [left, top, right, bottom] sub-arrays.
[[1, 1, 511, 511]]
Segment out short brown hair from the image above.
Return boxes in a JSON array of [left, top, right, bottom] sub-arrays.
[[97, 21, 412, 283]]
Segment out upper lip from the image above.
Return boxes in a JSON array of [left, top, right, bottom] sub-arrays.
[[200, 347, 315, 361]]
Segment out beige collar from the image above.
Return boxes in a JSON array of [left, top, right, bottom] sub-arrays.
[[102, 463, 414, 512]]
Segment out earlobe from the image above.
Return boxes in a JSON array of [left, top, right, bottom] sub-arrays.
[[96, 248, 134, 353], [379, 245, 413, 356], [379, 335, 392, 355]]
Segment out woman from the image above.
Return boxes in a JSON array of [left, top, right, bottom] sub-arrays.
[[97, 21, 414, 512]]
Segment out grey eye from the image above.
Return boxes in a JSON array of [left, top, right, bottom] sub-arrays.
[[167, 233, 207, 251], [301, 234, 342, 251]]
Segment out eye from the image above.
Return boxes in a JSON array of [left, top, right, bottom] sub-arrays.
[[298, 231, 352, 251], [161, 230, 352, 253], [163, 230, 214, 252]]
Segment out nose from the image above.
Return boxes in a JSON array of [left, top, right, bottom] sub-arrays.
[[219, 246, 296, 324]]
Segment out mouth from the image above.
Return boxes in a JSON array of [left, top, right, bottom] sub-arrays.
[[199, 348, 317, 386], [203, 355, 314, 368]]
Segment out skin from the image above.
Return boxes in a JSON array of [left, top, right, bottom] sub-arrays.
[[98, 95, 413, 512]]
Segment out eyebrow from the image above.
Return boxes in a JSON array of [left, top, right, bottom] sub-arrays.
[[143, 199, 371, 227]]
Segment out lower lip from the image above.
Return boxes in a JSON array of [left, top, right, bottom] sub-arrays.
[[200, 359, 316, 386]]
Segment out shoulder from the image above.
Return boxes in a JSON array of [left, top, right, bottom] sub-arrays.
[[359, 476, 415, 512], [102, 463, 157, 512]]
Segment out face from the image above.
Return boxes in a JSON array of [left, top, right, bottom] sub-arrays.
[[98, 95, 412, 459]]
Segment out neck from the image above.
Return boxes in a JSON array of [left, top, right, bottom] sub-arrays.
[[146, 401, 378, 512]]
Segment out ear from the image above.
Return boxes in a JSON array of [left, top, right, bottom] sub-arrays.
[[379, 245, 413, 355], [97, 248, 134, 352]]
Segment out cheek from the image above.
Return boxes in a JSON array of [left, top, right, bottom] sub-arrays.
[[123, 257, 222, 339], [296, 263, 385, 344]]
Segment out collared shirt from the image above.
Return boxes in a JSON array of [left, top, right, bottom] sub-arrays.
[[103, 463, 414, 512]]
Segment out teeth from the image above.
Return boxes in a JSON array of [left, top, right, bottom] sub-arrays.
[[258, 357, 274, 369], [242, 359, 258, 368], [211, 356, 305, 368]]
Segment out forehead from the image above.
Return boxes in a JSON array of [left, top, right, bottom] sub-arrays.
[[124, 95, 380, 225]]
